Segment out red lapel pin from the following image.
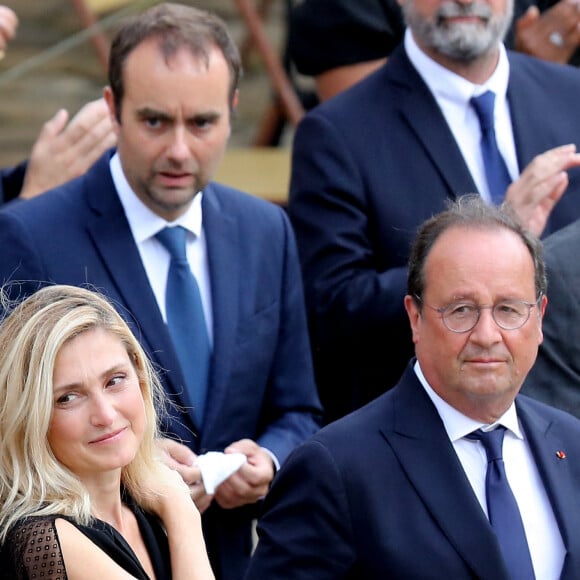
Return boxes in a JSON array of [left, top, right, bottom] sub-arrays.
[[556, 451, 566, 459]]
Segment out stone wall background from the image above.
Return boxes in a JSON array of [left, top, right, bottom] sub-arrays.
[[0, 0, 289, 167]]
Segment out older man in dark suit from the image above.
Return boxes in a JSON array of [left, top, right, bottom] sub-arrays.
[[246, 196, 580, 579], [289, 0, 580, 423]]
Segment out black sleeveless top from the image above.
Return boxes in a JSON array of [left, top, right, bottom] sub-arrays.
[[0, 501, 171, 579]]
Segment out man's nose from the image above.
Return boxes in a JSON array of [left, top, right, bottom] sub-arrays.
[[468, 307, 503, 345], [167, 127, 191, 162]]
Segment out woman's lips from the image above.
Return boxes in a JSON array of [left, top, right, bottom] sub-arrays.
[[89, 427, 127, 444]]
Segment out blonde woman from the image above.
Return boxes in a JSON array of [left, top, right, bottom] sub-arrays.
[[0, 285, 214, 580]]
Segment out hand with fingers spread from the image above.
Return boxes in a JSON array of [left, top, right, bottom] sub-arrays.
[[156, 437, 215, 513], [515, 0, 580, 64], [214, 439, 275, 510], [504, 144, 580, 236], [20, 98, 117, 199]]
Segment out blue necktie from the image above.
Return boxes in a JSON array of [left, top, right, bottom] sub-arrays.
[[471, 91, 512, 205], [156, 226, 210, 426], [468, 427, 535, 580]]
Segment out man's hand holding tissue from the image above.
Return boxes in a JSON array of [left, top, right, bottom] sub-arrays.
[[214, 439, 275, 510], [156, 438, 275, 512]]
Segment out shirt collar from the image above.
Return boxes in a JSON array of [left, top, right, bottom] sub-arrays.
[[404, 28, 510, 107], [110, 152, 203, 244], [413, 360, 524, 443]]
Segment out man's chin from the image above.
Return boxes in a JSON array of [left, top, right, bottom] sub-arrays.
[[432, 24, 497, 59], [142, 186, 199, 219], [463, 372, 514, 398]]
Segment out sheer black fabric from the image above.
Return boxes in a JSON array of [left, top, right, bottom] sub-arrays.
[[1, 518, 66, 579], [0, 501, 171, 579]]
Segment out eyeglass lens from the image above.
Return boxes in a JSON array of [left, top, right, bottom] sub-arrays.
[[443, 300, 533, 332]]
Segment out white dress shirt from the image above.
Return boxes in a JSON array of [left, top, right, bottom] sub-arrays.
[[414, 361, 565, 579], [111, 153, 213, 345], [404, 30, 519, 203], [110, 154, 281, 468]]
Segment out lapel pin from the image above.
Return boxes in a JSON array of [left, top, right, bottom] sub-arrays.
[[556, 451, 567, 459]]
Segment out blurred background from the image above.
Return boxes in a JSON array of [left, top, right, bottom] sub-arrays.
[[0, 0, 299, 169]]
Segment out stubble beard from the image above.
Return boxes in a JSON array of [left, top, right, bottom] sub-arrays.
[[141, 177, 202, 216]]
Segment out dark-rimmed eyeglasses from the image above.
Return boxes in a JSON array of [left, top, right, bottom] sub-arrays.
[[414, 295, 542, 333]]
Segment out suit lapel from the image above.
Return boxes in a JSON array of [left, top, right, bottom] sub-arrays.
[[386, 48, 479, 199], [517, 398, 580, 575], [381, 366, 509, 579], [506, 52, 555, 173], [199, 186, 240, 441], [84, 161, 196, 430]]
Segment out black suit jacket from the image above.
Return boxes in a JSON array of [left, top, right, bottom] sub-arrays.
[[247, 362, 580, 579], [289, 45, 580, 422]]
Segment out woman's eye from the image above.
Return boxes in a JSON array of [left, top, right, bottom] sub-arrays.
[[107, 374, 125, 388], [56, 393, 77, 405]]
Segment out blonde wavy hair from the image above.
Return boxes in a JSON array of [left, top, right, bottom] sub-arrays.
[[0, 285, 168, 543]]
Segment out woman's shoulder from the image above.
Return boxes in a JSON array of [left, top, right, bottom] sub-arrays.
[[5, 515, 64, 550], [1, 516, 67, 579]]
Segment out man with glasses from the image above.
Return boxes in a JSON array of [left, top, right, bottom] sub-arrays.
[[288, 0, 580, 426], [246, 195, 580, 579], [415, 296, 542, 334]]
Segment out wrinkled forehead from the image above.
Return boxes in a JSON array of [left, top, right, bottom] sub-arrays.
[[424, 226, 536, 298]]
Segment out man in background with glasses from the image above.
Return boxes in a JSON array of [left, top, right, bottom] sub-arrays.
[[246, 195, 580, 579]]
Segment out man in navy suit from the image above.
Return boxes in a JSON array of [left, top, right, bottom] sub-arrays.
[[289, 0, 580, 423], [246, 196, 580, 579], [0, 4, 321, 579]]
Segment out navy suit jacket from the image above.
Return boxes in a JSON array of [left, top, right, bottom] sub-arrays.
[[523, 219, 580, 417], [0, 150, 322, 580], [246, 362, 580, 579], [288, 45, 580, 422]]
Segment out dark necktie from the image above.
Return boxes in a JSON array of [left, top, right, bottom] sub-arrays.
[[156, 226, 211, 426], [470, 91, 512, 205], [468, 427, 535, 579]]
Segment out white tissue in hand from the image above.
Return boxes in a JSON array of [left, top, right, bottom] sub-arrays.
[[195, 452, 246, 494]]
